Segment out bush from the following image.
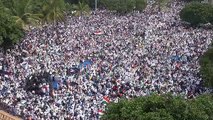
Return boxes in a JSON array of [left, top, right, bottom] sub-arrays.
[[199, 44, 213, 88], [180, 2, 213, 26], [102, 94, 213, 120]]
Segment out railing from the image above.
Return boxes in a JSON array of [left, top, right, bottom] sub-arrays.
[[0, 110, 22, 120], [0, 102, 22, 120]]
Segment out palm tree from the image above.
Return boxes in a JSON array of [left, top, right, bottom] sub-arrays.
[[42, 0, 65, 25], [41, 0, 66, 42], [72, 1, 91, 17], [10, 0, 42, 30], [154, 0, 170, 12]]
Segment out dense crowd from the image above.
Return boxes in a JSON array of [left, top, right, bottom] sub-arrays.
[[0, 1, 213, 120]]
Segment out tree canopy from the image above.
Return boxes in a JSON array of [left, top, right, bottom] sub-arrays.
[[100, 0, 147, 13], [72, 1, 90, 16], [180, 2, 213, 26], [0, 0, 44, 30], [42, 0, 66, 25], [0, 3, 24, 49], [102, 94, 213, 120], [199, 43, 213, 88]]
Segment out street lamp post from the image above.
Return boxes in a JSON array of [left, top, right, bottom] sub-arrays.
[[95, 0, 98, 10]]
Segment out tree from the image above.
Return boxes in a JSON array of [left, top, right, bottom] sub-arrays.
[[41, 0, 65, 42], [64, 0, 79, 4], [72, 1, 91, 16], [26, 0, 47, 14], [0, 0, 13, 11], [42, 0, 66, 25], [153, 0, 171, 12], [3, 0, 43, 30], [181, 0, 202, 2], [125, 0, 136, 13], [199, 44, 213, 88], [101, 0, 118, 11], [102, 94, 213, 120], [0, 5, 24, 49], [191, 94, 213, 119], [100, 0, 144, 14], [135, 0, 147, 12], [180, 2, 213, 26], [82, 0, 96, 9]]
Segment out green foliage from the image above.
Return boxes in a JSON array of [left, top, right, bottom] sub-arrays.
[[64, 0, 79, 4], [0, 7, 24, 49], [82, 0, 96, 9], [0, 0, 14, 11], [1, 0, 66, 26], [199, 45, 213, 88], [42, 0, 66, 25], [72, 1, 90, 16], [0, 0, 66, 48], [180, 2, 213, 26], [135, 0, 147, 11], [1, 0, 43, 30], [111, 0, 135, 13], [65, 3, 74, 15], [154, 0, 171, 11], [100, 0, 147, 13], [26, 0, 47, 14], [102, 94, 213, 120], [193, 95, 213, 119], [100, 0, 116, 11], [181, 0, 202, 2]]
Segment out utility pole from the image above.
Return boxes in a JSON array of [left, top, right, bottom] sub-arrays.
[[95, 0, 98, 10], [211, 0, 213, 4]]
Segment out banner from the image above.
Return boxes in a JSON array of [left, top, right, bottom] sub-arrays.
[[94, 31, 104, 35]]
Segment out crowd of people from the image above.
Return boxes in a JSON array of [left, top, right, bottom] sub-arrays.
[[0, 1, 213, 120]]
